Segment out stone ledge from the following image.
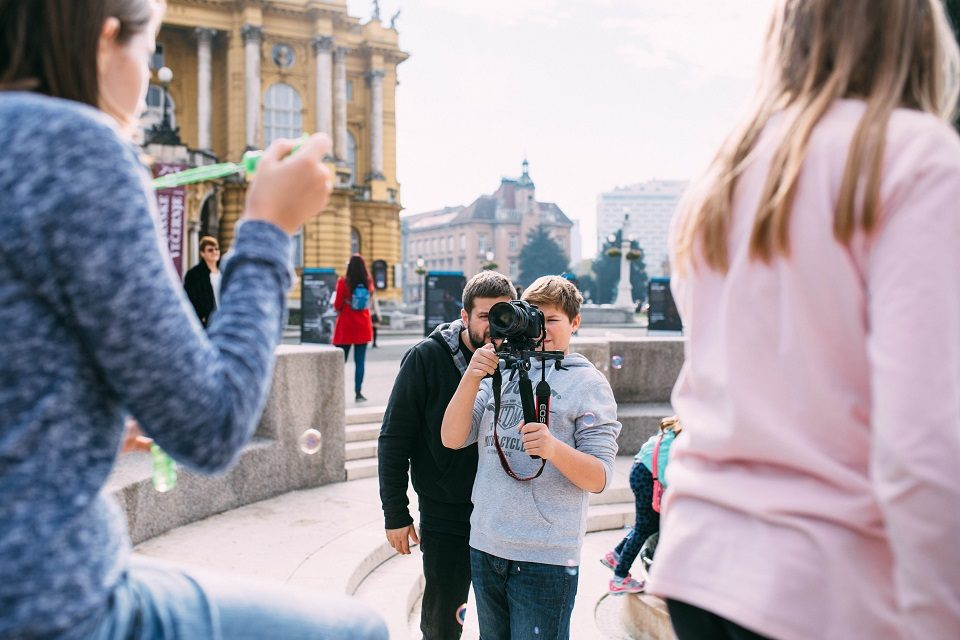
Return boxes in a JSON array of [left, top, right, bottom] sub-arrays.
[[108, 346, 345, 545], [623, 593, 677, 640], [617, 402, 675, 456], [572, 336, 685, 403]]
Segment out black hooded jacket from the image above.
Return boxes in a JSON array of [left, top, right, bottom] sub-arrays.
[[378, 319, 477, 536], [183, 260, 216, 327]]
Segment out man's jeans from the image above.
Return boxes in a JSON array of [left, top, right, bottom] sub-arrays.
[[470, 548, 578, 640], [420, 529, 471, 640], [75, 555, 387, 640]]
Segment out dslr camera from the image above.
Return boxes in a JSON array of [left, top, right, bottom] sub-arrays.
[[488, 300, 545, 357]]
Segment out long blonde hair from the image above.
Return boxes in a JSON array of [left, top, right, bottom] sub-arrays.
[[673, 0, 960, 274]]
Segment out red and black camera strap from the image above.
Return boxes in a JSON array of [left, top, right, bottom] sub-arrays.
[[491, 366, 547, 481]]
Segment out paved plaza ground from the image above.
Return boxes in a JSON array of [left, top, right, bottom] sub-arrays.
[[138, 319, 672, 638]]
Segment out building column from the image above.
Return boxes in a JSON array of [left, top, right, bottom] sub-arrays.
[[366, 69, 385, 180], [333, 46, 349, 162], [312, 36, 334, 137], [194, 27, 216, 151], [241, 24, 263, 150]]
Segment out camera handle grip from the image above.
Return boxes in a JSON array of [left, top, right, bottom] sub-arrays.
[[517, 374, 540, 460]]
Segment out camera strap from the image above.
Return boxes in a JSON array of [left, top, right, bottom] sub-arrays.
[[491, 367, 546, 481]]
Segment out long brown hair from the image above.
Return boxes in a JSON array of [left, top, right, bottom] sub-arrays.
[[673, 0, 960, 274], [0, 0, 159, 107], [345, 254, 372, 293]]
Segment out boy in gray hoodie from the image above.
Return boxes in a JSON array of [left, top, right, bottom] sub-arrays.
[[442, 275, 621, 639]]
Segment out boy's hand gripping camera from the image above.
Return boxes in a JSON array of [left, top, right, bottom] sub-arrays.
[[487, 301, 565, 474]]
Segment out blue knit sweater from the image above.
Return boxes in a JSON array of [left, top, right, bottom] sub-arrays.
[[0, 93, 292, 638]]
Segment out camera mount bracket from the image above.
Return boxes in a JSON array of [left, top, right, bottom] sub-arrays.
[[491, 347, 566, 480]]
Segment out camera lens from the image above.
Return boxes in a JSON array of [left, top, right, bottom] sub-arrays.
[[489, 301, 528, 338]]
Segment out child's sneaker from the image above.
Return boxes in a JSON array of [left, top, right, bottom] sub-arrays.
[[608, 574, 646, 595], [600, 550, 620, 570]]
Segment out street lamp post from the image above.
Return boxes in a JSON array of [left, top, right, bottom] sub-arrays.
[[146, 66, 182, 146], [482, 250, 497, 271], [613, 214, 634, 309], [415, 256, 426, 316]]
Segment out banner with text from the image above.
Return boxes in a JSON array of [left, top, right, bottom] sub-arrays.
[[153, 162, 188, 279]]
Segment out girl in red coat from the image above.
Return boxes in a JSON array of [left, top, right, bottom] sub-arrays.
[[333, 254, 374, 401]]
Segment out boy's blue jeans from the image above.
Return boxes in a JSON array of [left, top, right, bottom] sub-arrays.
[[469, 547, 578, 640], [75, 555, 387, 640]]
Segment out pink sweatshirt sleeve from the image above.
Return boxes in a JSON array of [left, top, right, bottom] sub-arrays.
[[867, 130, 960, 636]]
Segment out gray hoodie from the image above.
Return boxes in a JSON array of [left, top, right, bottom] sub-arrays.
[[464, 352, 621, 565]]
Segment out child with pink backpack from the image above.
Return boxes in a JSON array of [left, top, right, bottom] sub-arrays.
[[601, 416, 681, 594]]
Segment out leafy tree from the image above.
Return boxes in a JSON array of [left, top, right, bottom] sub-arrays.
[[518, 225, 569, 286], [588, 230, 649, 305]]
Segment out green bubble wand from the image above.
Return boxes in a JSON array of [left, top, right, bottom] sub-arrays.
[[151, 150, 265, 190], [151, 136, 311, 190]]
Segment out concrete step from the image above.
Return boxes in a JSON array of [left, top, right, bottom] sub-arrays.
[[346, 406, 386, 426], [346, 440, 378, 462], [346, 422, 381, 442], [587, 502, 634, 533], [352, 550, 425, 640], [590, 485, 633, 506], [345, 458, 378, 481]]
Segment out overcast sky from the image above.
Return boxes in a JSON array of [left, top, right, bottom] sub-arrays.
[[346, 0, 775, 257]]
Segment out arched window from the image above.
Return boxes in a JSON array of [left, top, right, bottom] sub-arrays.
[[351, 228, 361, 255], [346, 132, 357, 183], [263, 83, 303, 147], [140, 84, 175, 131]]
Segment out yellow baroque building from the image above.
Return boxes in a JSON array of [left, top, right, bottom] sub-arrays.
[[149, 0, 407, 300]]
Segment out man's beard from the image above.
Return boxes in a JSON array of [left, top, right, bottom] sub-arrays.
[[467, 326, 488, 350]]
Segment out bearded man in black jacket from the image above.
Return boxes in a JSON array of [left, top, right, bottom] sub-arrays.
[[379, 270, 515, 639]]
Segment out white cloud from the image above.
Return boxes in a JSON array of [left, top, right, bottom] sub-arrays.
[[603, 1, 774, 80], [417, 0, 566, 27], [615, 44, 679, 72]]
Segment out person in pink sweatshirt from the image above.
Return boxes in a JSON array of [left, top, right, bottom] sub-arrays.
[[650, 1, 960, 639]]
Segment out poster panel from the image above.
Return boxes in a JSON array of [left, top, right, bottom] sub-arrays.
[[424, 271, 466, 337], [301, 268, 339, 344], [647, 277, 682, 332], [372, 260, 388, 290]]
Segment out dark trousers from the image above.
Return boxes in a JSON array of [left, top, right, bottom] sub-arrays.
[[668, 600, 771, 640], [337, 343, 367, 394], [469, 548, 578, 640], [420, 529, 471, 640], [613, 462, 659, 578]]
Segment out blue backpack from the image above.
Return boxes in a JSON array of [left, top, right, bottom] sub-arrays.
[[351, 283, 370, 311]]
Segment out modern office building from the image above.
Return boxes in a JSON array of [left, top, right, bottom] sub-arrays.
[[596, 180, 688, 277]]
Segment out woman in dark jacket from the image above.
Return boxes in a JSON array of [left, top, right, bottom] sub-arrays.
[[333, 254, 374, 401], [183, 236, 220, 327]]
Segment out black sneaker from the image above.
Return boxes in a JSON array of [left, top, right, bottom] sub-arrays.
[[355, 392, 367, 402]]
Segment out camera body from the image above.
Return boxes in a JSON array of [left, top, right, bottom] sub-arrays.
[[489, 300, 545, 356]]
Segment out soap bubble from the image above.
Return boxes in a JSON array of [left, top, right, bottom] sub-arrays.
[[564, 559, 579, 576], [581, 412, 596, 427], [298, 429, 322, 455], [611, 355, 624, 370], [455, 604, 468, 626]]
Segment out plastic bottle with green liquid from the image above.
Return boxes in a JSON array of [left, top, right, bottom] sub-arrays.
[[150, 443, 177, 492]]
